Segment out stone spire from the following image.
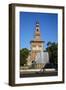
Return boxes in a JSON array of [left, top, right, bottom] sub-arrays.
[[34, 22, 41, 41]]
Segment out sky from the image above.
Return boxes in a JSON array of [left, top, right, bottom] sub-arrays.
[[20, 12, 58, 49]]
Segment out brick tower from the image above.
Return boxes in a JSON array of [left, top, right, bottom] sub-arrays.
[[30, 22, 44, 62]]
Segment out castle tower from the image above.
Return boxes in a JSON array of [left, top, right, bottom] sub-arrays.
[[27, 22, 49, 68], [30, 22, 44, 61]]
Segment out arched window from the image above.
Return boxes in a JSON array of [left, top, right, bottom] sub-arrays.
[[37, 29, 39, 31]]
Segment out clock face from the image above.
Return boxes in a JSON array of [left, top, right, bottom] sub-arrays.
[[32, 45, 43, 51], [31, 43, 44, 51]]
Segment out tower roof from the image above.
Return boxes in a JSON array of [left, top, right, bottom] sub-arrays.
[[36, 21, 40, 27]]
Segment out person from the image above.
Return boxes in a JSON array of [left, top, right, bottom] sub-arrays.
[[32, 60, 36, 68]]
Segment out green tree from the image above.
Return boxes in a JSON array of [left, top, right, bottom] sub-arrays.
[[47, 41, 52, 47], [46, 42, 58, 65], [20, 48, 29, 66]]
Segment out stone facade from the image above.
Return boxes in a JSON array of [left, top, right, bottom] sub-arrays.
[[27, 22, 49, 68], [30, 22, 44, 62]]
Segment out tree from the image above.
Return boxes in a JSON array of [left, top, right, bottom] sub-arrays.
[[47, 41, 52, 47], [20, 48, 29, 66], [46, 42, 58, 66]]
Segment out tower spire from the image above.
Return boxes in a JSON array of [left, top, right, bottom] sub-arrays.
[[34, 21, 41, 41]]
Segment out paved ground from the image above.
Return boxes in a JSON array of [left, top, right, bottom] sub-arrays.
[[20, 71, 58, 78]]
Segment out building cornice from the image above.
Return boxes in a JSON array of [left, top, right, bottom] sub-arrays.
[[30, 40, 45, 43]]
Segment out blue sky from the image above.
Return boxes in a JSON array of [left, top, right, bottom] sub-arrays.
[[20, 12, 58, 49]]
